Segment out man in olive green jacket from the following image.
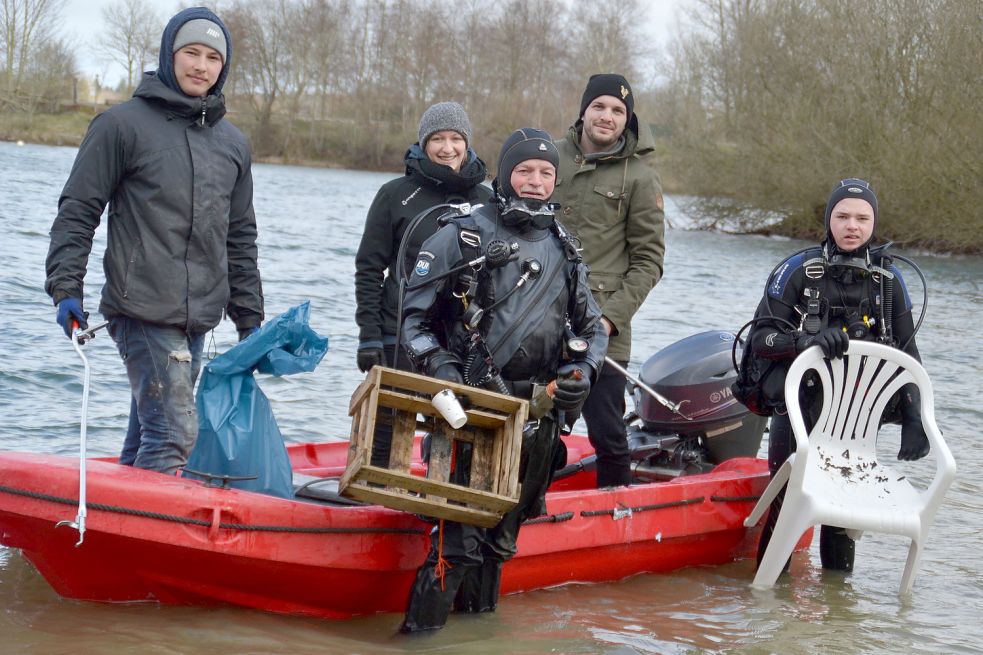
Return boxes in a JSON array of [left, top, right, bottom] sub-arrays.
[[552, 73, 666, 487]]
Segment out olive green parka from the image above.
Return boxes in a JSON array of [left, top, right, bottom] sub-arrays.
[[552, 120, 666, 361]]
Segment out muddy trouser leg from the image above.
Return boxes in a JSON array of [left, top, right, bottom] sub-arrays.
[[455, 418, 561, 613], [581, 362, 631, 487], [401, 520, 485, 633], [108, 316, 204, 475]]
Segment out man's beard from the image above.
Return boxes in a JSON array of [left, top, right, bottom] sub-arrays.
[[584, 121, 622, 149]]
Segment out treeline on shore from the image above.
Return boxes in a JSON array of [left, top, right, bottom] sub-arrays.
[[2, 0, 981, 253]]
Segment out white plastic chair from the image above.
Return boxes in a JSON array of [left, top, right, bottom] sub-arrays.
[[744, 341, 956, 594]]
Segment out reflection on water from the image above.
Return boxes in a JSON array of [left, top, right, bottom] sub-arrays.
[[1, 141, 981, 654]]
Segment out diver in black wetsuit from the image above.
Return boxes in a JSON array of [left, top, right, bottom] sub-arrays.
[[398, 128, 608, 633], [745, 178, 930, 573]]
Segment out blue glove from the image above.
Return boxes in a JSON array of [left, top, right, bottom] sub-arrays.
[[237, 326, 260, 342], [56, 298, 87, 338], [552, 363, 591, 411]]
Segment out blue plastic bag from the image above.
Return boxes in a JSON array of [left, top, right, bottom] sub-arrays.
[[186, 301, 328, 497]]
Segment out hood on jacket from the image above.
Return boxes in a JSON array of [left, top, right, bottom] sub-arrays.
[[822, 177, 878, 256], [132, 72, 227, 125], [157, 7, 232, 96]]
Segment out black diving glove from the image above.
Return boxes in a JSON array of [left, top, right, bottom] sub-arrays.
[[552, 363, 591, 411], [356, 346, 385, 373], [796, 327, 849, 359], [430, 363, 464, 385], [898, 385, 930, 461]]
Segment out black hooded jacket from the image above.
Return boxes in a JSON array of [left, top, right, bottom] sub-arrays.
[[354, 145, 491, 347], [44, 8, 263, 334]]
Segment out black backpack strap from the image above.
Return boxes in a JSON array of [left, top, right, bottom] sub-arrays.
[[551, 219, 582, 262]]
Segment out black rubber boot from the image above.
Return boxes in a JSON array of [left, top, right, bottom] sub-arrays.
[[819, 525, 855, 571], [400, 563, 469, 633], [454, 559, 503, 613], [595, 460, 631, 488]]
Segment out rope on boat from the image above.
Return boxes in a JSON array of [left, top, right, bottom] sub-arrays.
[[710, 494, 761, 503], [523, 511, 574, 525], [580, 496, 705, 517], [0, 484, 426, 535]]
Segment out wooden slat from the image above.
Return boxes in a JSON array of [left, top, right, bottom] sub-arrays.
[[345, 468, 518, 513], [427, 430, 452, 484], [338, 448, 367, 493], [377, 389, 511, 429], [489, 424, 504, 494], [470, 432, 494, 492], [387, 410, 417, 473], [341, 483, 505, 528], [347, 373, 377, 416], [500, 413, 523, 498], [375, 366, 527, 415]]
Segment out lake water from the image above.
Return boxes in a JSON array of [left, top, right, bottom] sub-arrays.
[[0, 140, 981, 654]]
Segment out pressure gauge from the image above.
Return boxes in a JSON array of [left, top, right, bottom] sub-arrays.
[[567, 336, 589, 354]]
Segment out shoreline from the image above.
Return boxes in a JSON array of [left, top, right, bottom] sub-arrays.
[[2, 135, 978, 256]]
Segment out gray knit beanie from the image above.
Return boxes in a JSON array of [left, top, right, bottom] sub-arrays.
[[418, 102, 472, 148], [173, 18, 228, 63]]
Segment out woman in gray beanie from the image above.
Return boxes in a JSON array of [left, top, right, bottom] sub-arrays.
[[354, 102, 492, 465]]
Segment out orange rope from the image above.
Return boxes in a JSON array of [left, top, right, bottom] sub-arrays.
[[433, 519, 453, 590]]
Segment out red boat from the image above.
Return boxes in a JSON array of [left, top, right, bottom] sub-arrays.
[[0, 434, 812, 620], [0, 331, 811, 618]]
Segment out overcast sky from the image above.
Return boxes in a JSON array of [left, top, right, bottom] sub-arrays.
[[61, 0, 691, 87]]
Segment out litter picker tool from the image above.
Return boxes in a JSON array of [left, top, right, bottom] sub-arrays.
[[55, 320, 108, 546]]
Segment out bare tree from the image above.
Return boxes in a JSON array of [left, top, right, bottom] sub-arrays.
[[26, 33, 75, 111], [98, 0, 161, 92], [1, 0, 67, 102], [657, 0, 983, 251]]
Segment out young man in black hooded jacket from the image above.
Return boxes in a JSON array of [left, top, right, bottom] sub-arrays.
[[397, 128, 607, 633], [44, 7, 264, 475], [744, 178, 929, 573]]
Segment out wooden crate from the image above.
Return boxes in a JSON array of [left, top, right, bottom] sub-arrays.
[[339, 366, 528, 528]]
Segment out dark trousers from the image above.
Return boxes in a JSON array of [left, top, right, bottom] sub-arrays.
[[401, 417, 561, 632], [108, 316, 204, 475], [582, 360, 631, 487]]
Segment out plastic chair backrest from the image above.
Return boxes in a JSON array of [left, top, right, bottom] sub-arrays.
[[790, 342, 915, 463]]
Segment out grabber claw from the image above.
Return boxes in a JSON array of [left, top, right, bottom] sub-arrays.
[[57, 319, 100, 547]]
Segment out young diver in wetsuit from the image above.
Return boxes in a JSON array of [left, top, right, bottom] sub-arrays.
[[744, 178, 930, 572]]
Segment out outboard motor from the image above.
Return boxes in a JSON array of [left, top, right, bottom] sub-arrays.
[[626, 331, 767, 481]]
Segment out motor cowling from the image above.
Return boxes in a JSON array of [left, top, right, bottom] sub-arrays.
[[630, 330, 765, 463]]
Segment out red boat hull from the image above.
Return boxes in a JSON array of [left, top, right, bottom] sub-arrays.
[[0, 436, 809, 619]]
